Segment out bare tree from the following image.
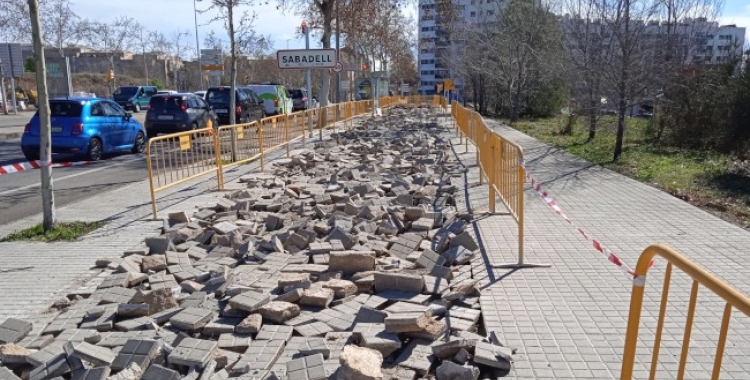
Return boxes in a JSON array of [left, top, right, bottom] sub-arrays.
[[200, 0, 258, 125], [84, 16, 139, 88], [41, 0, 84, 56], [27, 0, 56, 231]]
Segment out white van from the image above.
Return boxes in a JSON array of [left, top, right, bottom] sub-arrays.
[[246, 83, 293, 116]]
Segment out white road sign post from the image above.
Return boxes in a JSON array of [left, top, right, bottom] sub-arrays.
[[277, 49, 337, 69]]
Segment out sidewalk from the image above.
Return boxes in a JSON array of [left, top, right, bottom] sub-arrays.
[[459, 120, 750, 379], [0, 113, 28, 140], [0, 131, 323, 321]]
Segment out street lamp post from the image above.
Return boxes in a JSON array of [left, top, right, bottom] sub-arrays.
[[335, 0, 340, 104], [302, 21, 313, 138], [193, 0, 203, 90]]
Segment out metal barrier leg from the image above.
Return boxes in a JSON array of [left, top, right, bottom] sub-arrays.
[[495, 165, 551, 269], [285, 115, 290, 157]]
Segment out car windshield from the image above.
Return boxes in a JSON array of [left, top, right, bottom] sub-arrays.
[[49, 101, 83, 117], [206, 89, 231, 104], [149, 96, 184, 111], [114, 87, 138, 96]]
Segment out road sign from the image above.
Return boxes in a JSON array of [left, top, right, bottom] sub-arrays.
[[277, 49, 337, 69], [0, 43, 24, 77], [355, 78, 372, 100], [400, 84, 410, 93], [201, 49, 223, 72], [47, 62, 64, 78], [444, 79, 455, 90], [333, 61, 343, 73]]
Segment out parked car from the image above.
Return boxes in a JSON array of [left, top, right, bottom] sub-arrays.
[[156, 90, 178, 95], [290, 88, 309, 112], [246, 83, 293, 116], [112, 85, 158, 113], [144, 93, 217, 138], [21, 98, 146, 161], [204, 86, 264, 125]]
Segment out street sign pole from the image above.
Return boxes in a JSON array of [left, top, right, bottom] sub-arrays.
[[335, 0, 340, 104], [304, 23, 313, 138], [0, 58, 6, 115], [9, 77, 17, 114]]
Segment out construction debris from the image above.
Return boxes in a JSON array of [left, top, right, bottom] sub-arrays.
[[0, 108, 514, 380]]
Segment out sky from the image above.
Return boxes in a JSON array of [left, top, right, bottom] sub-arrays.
[[72, 0, 749, 56]]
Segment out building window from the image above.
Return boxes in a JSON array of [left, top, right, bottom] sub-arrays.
[[470, 11, 476, 17], [487, 10, 494, 16]]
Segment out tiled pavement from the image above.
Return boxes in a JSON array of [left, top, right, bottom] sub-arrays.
[[453, 119, 750, 379], [0, 132, 326, 322], [2, 109, 750, 379]]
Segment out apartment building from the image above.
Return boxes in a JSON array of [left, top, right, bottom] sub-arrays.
[[417, 0, 507, 95]]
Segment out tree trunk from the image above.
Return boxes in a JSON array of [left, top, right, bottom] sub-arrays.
[[228, 2, 237, 125], [29, 0, 56, 231], [588, 88, 597, 141], [613, 0, 630, 163], [318, 0, 334, 107]]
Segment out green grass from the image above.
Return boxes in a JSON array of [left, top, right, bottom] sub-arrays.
[[1, 221, 105, 242], [509, 115, 750, 227]]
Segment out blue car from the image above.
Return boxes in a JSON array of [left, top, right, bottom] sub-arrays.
[[21, 98, 147, 162]]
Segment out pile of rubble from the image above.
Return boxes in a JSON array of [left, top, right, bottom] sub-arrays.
[[0, 109, 515, 380]]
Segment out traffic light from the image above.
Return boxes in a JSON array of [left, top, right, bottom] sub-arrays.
[[361, 63, 368, 71], [106, 69, 114, 82]]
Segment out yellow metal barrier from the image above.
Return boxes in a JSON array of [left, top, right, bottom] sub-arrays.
[[451, 100, 548, 269], [621, 244, 750, 380], [146, 96, 447, 219], [145, 128, 222, 218]]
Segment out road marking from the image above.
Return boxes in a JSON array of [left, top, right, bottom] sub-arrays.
[[0, 156, 145, 197]]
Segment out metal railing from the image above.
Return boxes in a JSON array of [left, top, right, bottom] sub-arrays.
[[145, 98, 385, 218], [145, 127, 222, 218], [452, 101, 548, 268], [621, 244, 750, 380]]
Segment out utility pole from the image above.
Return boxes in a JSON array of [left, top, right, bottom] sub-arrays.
[[28, 0, 56, 231], [193, 0, 203, 90], [335, 0, 340, 104]]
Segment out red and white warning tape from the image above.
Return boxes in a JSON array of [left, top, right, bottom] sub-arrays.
[[0, 160, 97, 176], [519, 160, 652, 277]]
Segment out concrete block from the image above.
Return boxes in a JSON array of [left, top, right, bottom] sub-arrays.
[[141, 364, 180, 380], [255, 324, 293, 341], [293, 321, 333, 337], [217, 333, 253, 352], [273, 288, 304, 303], [322, 279, 357, 298], [170, 307, 214, 331], [111, 339, 162, 371], [70, 367, 110, 380], [355, 307, 387, 324], [0, 367, 21, 380], [393, 339, 435, 375], [117, 303, 149, 318], [286, 353, 327, 380], [374, 272, 424, 293], [70, 341, 116, 366], [228, 291, 270, 312], [300, 288, 335, 308], [361, 330, 401, 358], [169, 337, 218, 368], [231, 339, 285, 375], [328, 252, 376, 274], [203, 317, 242, 336], [0, 343, 32, 364], [473, 342, 512, 370], [315, 309, 356, 331], [0, 318, 33, 343], [278, 273, 311, 289], [435, 361, 478, 380], [384, 311, 431, 333]]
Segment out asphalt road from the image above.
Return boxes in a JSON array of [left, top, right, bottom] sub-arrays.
[[0, 113, 153, 226]]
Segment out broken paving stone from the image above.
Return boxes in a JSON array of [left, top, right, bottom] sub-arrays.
[[322, 279, 357, 298], [384, 311, 431, 333], [141, 364, 180, 380], [111, 339, 162, 371], [0, 343, 32, 364], [141, 256, 167, 272], [473, 341, 513, 370], [337, 346, 384, 380], [299, 288, 335, 308], [436, 361, 479, 380], [232, 314, 261, 335], [228, 291, 270, 313], [328, 252, 376, 275], [374, 272, 424, 294], [273, 288, 304, 303], [258, 301, 301, 323], [277, 273, 311, 289]]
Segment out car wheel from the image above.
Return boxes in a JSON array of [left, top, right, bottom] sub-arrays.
[[86, 138, 103, 161], [133, 103, 140, 113], [131, 131, 146, 154], [23, 151, 40, 162]]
